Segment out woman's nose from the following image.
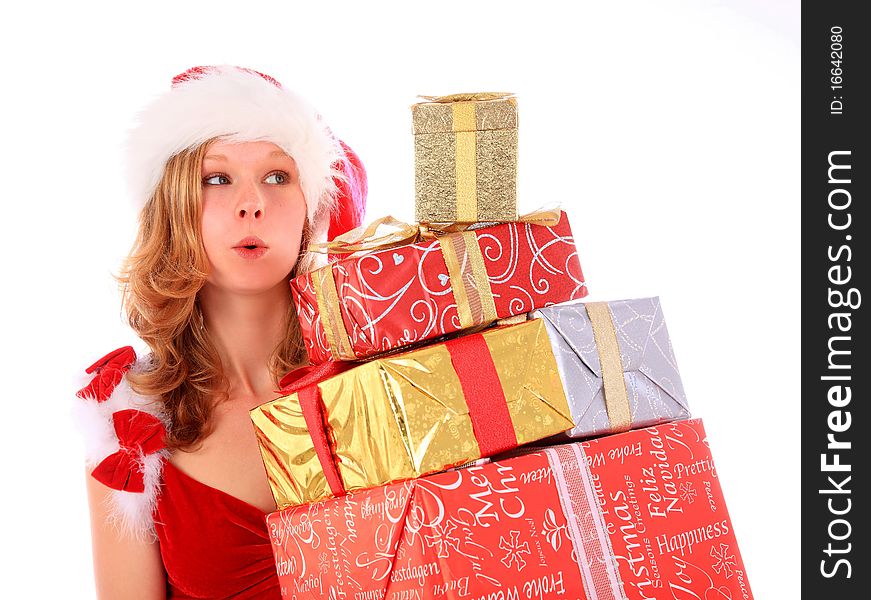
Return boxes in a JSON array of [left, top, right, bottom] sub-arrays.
[[238, 204, 263, 219], [236, 182, 264, 220]]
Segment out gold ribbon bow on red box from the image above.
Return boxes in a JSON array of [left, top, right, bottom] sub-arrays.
[[307, 208, 562, 361]]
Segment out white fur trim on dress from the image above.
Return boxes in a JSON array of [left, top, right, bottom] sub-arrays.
[[72, 357, 169, 542], [125, 65, 345, 227]]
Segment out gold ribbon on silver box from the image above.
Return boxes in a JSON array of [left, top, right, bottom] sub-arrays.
[[585, 302, 632, 432]]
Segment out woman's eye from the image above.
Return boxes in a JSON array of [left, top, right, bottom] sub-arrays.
[[265, 172, 287, 184], [203, 174, 230, 185]]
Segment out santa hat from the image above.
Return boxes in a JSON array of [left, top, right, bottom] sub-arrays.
[[125, 65, 366, 240]]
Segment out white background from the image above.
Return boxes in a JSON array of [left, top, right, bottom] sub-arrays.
[[1, 1, 799, 597]]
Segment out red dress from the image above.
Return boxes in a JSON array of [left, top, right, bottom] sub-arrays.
[[154, 461, 280, 598], [75, 347, 281, 599]]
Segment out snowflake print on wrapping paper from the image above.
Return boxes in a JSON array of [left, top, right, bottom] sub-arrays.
[[499, 530, 531, 572], [541, 509, 568, 551], [424, 520, 460, 559], [679, 481, 697, 504], [710, 543, 737, 579]]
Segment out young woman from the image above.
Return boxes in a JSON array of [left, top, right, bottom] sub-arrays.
[[75, 65, 366, 599]]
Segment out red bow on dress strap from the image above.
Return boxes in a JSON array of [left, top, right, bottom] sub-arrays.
[[76, 346, 137, 402], [91, 409, 166, 493]]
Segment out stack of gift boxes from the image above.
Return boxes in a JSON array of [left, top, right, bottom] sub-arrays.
[[250, 93, 754, 599]]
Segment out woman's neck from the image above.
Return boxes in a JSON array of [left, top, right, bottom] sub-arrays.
[[197, 282, 290, 402]]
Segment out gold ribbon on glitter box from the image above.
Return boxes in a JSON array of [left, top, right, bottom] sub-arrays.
[[412, 92, 518, 224], [250, 318, 574, 509]]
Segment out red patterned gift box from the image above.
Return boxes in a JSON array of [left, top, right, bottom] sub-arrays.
[[265, 419, 752, 599], [291, 210, 587, 365]]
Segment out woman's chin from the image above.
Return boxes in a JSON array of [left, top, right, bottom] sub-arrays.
[[203, 274, 292, 297]]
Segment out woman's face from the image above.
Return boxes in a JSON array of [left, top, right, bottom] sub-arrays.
[[199, 140, 307, 295]]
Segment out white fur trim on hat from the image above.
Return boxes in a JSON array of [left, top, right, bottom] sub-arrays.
[[125, 65, 344, 227], [72, 356, 169, 542]]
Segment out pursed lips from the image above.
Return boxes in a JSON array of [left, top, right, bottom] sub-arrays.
[[233, 236, 268, 250], [233, 236, 269, 259]]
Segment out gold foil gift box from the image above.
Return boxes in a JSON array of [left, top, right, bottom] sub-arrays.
[[250, 317, 573, 509], [412, 92, 518, 224]]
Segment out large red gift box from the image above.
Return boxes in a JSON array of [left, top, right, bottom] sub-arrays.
[[265, 419, 752, 599], [291, 211, 587, 364]]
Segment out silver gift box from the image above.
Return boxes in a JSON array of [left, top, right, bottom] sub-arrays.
[[532, 297, 690, 438]]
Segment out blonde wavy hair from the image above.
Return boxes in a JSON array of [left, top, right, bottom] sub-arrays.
[[118, 138, 324, 450]]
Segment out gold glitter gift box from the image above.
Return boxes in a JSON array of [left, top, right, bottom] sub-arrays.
[[250, 318, 574, 509], [412, 93, 518, 224]]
